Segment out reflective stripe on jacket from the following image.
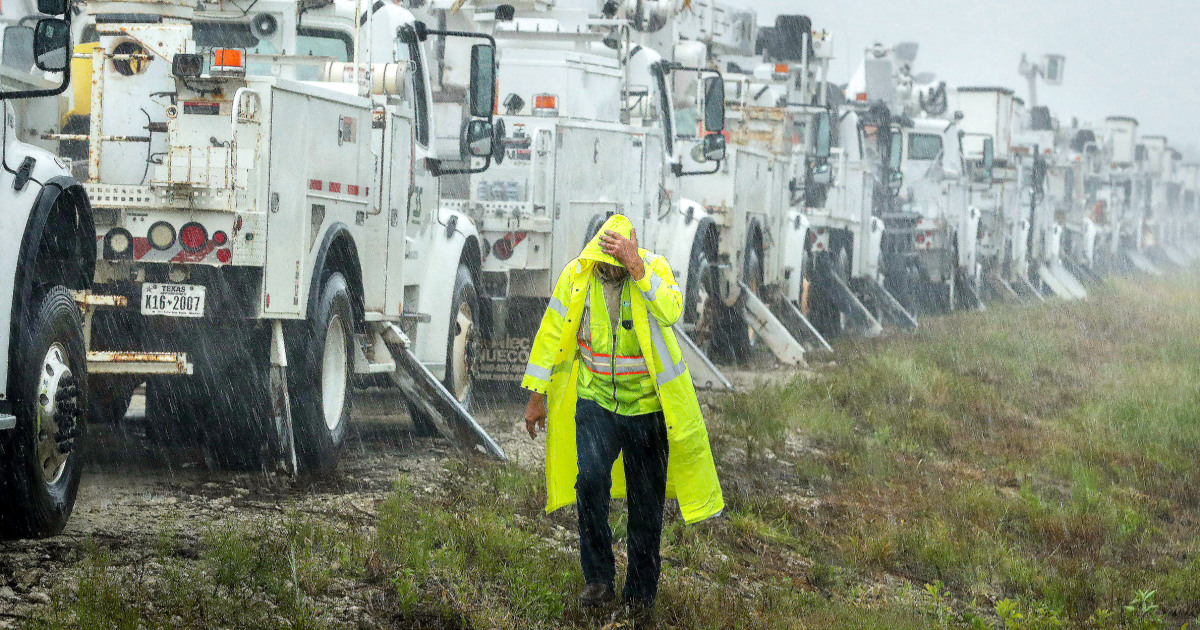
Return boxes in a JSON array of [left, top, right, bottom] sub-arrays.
[[520, 215, 724, 524], [576, 277, 660, 414]]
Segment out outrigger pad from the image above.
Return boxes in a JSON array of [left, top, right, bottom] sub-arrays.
[[381, 323, 507, 461]]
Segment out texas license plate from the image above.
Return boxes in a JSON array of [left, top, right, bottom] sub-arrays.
[[141, 283, 206, 317]]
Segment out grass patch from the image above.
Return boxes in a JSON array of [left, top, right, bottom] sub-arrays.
[[30, 274, 1200, 629]]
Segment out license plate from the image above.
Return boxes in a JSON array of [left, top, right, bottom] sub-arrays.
[[141, 283, 206, 318]]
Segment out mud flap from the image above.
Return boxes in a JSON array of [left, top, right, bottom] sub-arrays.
[[819, 257, 883, 338], [1037, 263, 1087, 300], [775, 299, 833, 353], [269, 320, 298, 474], [738, 281, 806, 366], [673, 326, 733, 391], [1125, 249, 1163, 276], [957, 269, 986, 312], [861, 278, 918, 331], [380, 323, 506, 461]]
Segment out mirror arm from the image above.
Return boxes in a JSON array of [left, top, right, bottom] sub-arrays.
[[423, 28, 497, 50], [674, 159, 722, 177], [428, 155, 492, 177]]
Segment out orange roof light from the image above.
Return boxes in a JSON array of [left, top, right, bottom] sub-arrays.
[[534, 94, 558, 110], [774, 63, 789, 74], [855, 92, 868, 101]]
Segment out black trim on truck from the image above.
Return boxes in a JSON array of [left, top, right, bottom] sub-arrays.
[[6, 176, 95, 405]]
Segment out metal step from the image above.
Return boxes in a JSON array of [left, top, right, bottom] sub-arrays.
[[818, 257, 883, 338], [1015, 275, 1046, 302], [1037, 263, 1087, 300], [738, 281, 806, 366], [1063, 258, 1105, 286], [984, 272, 1023, 302], [775, 299, 833, 353], [87, 351, 193, 375], [1125, 249, 1163, 276], [380, 323, 506, 461], [0, 414, 14, 430], [860, 278, 918, 331], [673, 326, 733, 391]]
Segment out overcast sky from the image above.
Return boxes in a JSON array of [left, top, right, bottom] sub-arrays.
[[752, 0, 1200, 157]]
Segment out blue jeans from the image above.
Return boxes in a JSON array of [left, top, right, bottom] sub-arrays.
[[574, 397, 669, 602]]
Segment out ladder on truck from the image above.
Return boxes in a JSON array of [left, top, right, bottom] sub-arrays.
[[76, 293, 506, 472]]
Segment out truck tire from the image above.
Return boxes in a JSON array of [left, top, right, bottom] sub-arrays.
[[711, 247, 761, 365], [287, 272, 353, 474], [411, 264, 480, 438], [0, 286, 87, 538]]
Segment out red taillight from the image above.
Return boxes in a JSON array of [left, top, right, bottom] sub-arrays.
[[808, 231, 817, 243], [216, 248, 232, 263], [212, 231, 228, 246], [916, 233, 926, 244], [493, 238, 514, 260], [179, 222, 208, 252]]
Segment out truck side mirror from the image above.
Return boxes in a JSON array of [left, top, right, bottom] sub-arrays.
[[37, 0, 67, 14], [982, 137, 994, 169], [462, 119, 494, 158], [702, 75, 724, 133], [32, 18, 69, 72], [813, 111, 832, 159], [469, 44, 496, 119], [811, 162, 831, 186], [700, 132, 725, 162]]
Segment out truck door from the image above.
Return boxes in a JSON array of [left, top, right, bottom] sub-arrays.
[[383, 110, 415, 317]]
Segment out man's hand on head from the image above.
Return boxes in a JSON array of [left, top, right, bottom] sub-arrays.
[[599, 228, 645, 280]]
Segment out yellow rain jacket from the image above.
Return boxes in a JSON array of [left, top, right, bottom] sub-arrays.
[[522, 214, 724, 524]]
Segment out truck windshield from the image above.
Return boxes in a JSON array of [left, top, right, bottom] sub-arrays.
[[908, 133, 943, 160], [193, 23, 351, 78]]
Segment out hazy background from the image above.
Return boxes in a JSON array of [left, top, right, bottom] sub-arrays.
[[752, 0, 1200, 157]]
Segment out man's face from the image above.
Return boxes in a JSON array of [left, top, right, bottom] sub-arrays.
[[597, 262, 627, 282]]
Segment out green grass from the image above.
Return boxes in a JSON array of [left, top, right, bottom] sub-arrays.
[[30, 274, 1200, 629]]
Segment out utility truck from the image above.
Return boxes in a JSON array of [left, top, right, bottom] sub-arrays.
[[0, 0, 96, 537], [415, 0, 734, 390], [850, 42, 983, 313], [796, 43, 923, 340], [957, 86, 1048, 301], [51, 0, 507, 470]]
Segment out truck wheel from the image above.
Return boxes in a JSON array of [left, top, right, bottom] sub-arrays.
[[287, 272, 353, 474], [445, 265, 481, 406], [411, 264, 479, 438], [684, 229, 717, 334], [0, 287, 86, 538]]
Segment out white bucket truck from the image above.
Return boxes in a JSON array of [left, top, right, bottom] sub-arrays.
[[0, 0, 97, 537], [418, 0, 734, 389], [51, 0, 508, 471]]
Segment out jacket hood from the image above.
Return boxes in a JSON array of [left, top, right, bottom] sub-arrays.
[[579, 214, 634, 267]]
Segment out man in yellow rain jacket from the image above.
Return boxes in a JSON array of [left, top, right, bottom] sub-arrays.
[[522, 214, 723, 617]]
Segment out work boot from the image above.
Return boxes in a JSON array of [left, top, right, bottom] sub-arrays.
[[625, 597, 655, 628], [580, 583, 616, 608]]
